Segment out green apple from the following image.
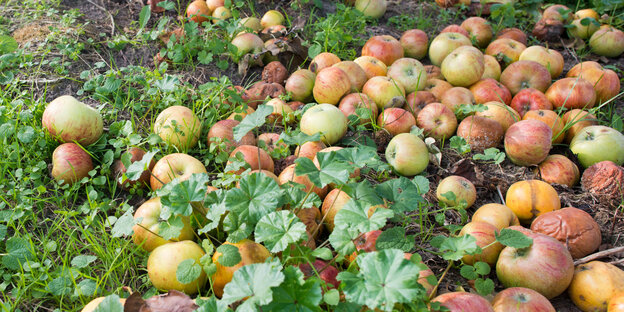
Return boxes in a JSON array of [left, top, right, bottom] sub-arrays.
[[154, 105, 202, 151], [300, 104, 348, 145], [385, 133, 429, 176], [570, 125, 624, 168], [147, 241, 207, 295]]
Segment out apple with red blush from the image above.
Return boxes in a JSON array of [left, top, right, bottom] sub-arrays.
[[416, 103, 457, 140], [510, 88, 553, 117]]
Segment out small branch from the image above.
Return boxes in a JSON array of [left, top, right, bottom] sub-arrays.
[[17, 77, 65, 84], [496, 186, 506, 206], [574, 246, 624, 266]]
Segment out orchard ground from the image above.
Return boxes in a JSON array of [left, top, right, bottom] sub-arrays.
[[0, 0, 623, 311]]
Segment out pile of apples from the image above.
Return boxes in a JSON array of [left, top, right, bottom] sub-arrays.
[[41, 2, 624, 311]]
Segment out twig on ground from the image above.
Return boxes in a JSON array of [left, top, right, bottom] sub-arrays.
[[574, 246, 624, 266]]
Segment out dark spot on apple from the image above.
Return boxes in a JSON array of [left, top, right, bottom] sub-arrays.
[[517, 294, 528, 303], [579, 295, 586, 301]]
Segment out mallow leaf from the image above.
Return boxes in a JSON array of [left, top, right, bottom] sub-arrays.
[[122, 149, 158, 182], [233, 105, 272, 141], [262, 266, 323, 312], [221, 260, 285, 312], [337, 249, 426, 312], [294, 153, 350, 189], [375, 177, 425, 213], [333, 199, 393, 234], [158, 173, 210, 217], [255, 211, 307, 253], [225, 172, 284, 225]]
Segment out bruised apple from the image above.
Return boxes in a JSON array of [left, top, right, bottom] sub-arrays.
[[309, 52, 341, 74], [545, 77, 597, 110], [400, 29, 428, 59], [500, 60, 552, 95], [436, 175, 476, 208], [470, 78, 511, 105], [568, 261, 624, 312], [133, 197, 194, 252], [354, 55, 388, 79], [536, 154, 580, 187], [207, 119, 256, 153], [212, 239, 271, 297], [363, 76, 406, 109], [333, 61, 368, 92], [338, 93, 378, 124], [148, 241, 207, 294], [505, 180, 561, 224], [485, 38, 526, 68], [456, 116, 504, 152], [285, 69, 316, 102], [504, 119, 552, 166]]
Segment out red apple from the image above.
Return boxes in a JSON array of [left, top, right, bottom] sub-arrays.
[[428, 32, 472, 66], [377, 107, 416, 136], [545, 77, 596, 109], [457, 115, 504, 152], [260, 10, 284, 28], [496, 230, 574, 299], [387, 57, 427, 93], [207, 119, 256, 153], [186, 0, 211, 24], [148, 241, 207, 295], [400, 29, 428, 60], [333, 61, 367, 92], [353, 55, 388, 79], [405, 91, 436, 116], [461, 16, 493, 48], [150, 153, 207, 190], [312, 67, 351, 105], [474, 101, 520, 132], [440, 87, 475, 113], [385, 133, 429, 176], [440, 24, 470, 38], [567, 61, 602, 78], [227, 145, 275, 174], [437, 175, 477, 208], [537, 154, 580, 187], [589, 25, 624, 57], [496, 27, 528, 45], [485, 38, 527, 68], [279, 164, 328, 199], [51, 143, 93, 185], [309, 52, 341, 74], [491, 287, 556, 312], [504, 119, 552, 166], [416, 102, 457, 140], [300, 104, 348, 145], [112, 147, 156, 190], [441, 46, 485, 87], [435, 0, 470, 8], [361, 35, 403, 66], [519, 46, 564, 79], [294, 141, 326, 160], [425, 78, 453, 100], [338, 92, 378, 124], [522, 109, 565, 143], [500, 60, 552, 95], [347, 229, 382, 262], [482, 54, 501, 81], [298, 260, 340, 289], [431, 292, 494, 312], [567, 65, 620, 104], [363, 76, 406, 109], [285, 69, 316, 102], [470, 78, 511, 105], [42, 95, 103, 146], [509, 88, 553, 117], [321, 188, 352, 232], [459, 221, 502, 266]]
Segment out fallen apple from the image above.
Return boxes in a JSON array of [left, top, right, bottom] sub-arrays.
[[51, 143, 93, 185], [132, 197, 194, 252], [285, 69, 316, 102], [400, 29, 428, 60], [148, 241, 207, 295], [42, 95, 103, 146], [416, 102, 457, 140], [428, 32, 472, 67], [570, 125, 624, 168], [361, 35, 404, 66], [154, 105, 202, 151], [377, 107, 416, 136], [386, 57, 427, 94], [150, 153, 207, 190], [441, 46, 485, 87], [309, 52, 341, 74], [300, 104, 348, 145], [362, 76, 406, 109], [491, 287, 556, 312], [436, 175, 476, 208], [312, 67, 351, 105], [212, 239, 271, 297], [504, 119, 552, 166], [385, 133, 429, 176]]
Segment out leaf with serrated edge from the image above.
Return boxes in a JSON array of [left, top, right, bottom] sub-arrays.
[[255, 211, 307, 253], [495, 228, 533, 248], [233, 105, 272, 142], [262, 266, 322, 312], [221, 260, 285, 311]]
